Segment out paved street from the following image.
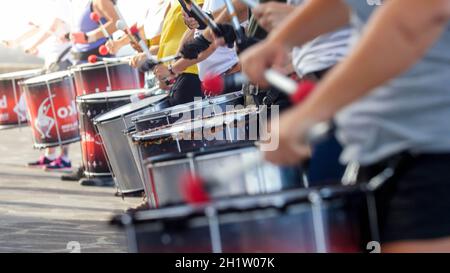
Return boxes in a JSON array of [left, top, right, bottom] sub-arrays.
[[0, 127, 141, 253]]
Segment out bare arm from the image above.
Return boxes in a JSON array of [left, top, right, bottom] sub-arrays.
[[264, 0, 450, 165], [293, 0, 450, 123], [26, 18, 66, 52], [3, 24, 40, 47], [89, 0, 120, 42], [266, 0, 350, 50]]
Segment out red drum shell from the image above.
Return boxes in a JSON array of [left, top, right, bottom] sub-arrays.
[[0, 69, 42, 128], [22, 71, 80, 149], [71, 61, 144, 96]]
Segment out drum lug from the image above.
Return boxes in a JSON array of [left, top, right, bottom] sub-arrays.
[[308, 191, 328, 253], [205, 206, 222, 254]]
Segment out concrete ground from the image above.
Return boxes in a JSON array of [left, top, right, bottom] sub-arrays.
[[0, 127, 141, 253]]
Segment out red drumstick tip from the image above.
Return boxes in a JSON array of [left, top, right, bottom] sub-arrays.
[[90, 12, 100, 23], [290, 80, 316, 104], [202, 74, 224, 96], [129, 24, 139, 35], [88, 55, 98, 63], [99, 45, 109, 56], [181, 173, 210, 205], [137, 93, 146, 100]]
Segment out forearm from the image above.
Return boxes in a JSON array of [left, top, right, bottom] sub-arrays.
[[87, 20, 116, 41], [29, 32, 52, 50], [293, 0, 450, 123], [267, 0, 350, 49], [14, 26, 40, 44]]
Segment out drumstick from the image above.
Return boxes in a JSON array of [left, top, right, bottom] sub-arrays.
[[238, 0, 259, 9], [90, 12, 112, 40], [184, 0, 223, 35], [87, 54, 132, 64], [223, 0, 245, 44], [90, 12, 112, 56], [116, 20, 143, 53], [181, 121, 332, 205], [129, 25, 152, 59], [202, 70, 316, 104]]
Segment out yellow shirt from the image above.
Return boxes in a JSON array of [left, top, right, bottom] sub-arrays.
[[157, 0, 203, 75]]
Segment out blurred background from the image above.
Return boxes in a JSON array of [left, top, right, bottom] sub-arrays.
[[0, 0, 149, 72]]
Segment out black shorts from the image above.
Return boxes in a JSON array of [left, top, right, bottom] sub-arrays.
[[358, 153, 450, 243], [169, 73, 203, 106]]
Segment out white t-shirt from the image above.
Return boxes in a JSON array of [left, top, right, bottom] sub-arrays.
[[35, 0, 72, 66], [289, 0, 351, 77], [142, 0, 169, 40], [195, 0, 239, 81]]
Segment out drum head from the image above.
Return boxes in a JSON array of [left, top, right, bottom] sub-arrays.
[[133, 91, 244, 124], [76, 89, 145, 103], [71, 60, 127, 71], [133, 107, 258, 142], [94, 94, 168, 124], [21, 71, 72, 86], [0, 69, 43, 81]]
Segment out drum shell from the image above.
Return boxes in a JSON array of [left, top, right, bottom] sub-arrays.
[[144, 145, 303, 208], [22, 72, 80, 149], [94, 94, 170, 193], [76, 91, 140, 177], [0, 69, 42, 129], [117, 188, 367, 253], [72, 61, 144, 96]]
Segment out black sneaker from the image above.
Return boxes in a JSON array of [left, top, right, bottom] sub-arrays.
[[61, 166, 85, 181], [27, 156, 53, 168], [79, 177, 115, 187]]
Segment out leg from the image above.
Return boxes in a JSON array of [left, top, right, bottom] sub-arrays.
[[372, 154, 450, 253]]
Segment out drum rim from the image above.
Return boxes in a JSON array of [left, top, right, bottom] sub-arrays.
[[0, 68, 43, 81], [132, 106, 258, 142], [20, 71, 73, 86], [75, 89, 144, 103], [132, 91, 244, 124], [93, 94, 169, 124], [122, 185, 365, 225], [33, 136, 80, 149], [70, 60, 130, 72]]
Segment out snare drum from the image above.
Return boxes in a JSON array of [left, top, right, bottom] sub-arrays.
[[115, 186, 370, 253], [132, 107, 259, 161], [71, 60, 144, 96], [21, 71, 80, 149], [143, 144, 303, 208], [93, 90, 170, 194], [0, 69, 42, 129], [132, 91, 244, 133], [76, 89, 145, 178]]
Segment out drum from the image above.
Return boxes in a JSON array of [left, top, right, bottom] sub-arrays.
[[132, 107, 259, 161], [132, 91, 244, 133], [76, 89, 145, 178], [143, 144, 304, 208], [71, 60, 144, 96], [93, 90, 170, 194], [0, 69, 42, 129], [21, 71, 80, 149], [114, 186, 371, 253]]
